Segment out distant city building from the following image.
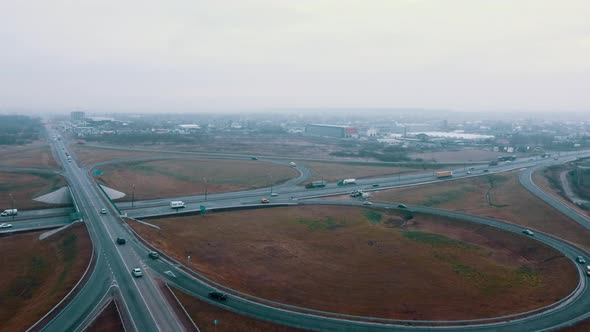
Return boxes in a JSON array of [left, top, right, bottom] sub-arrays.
[[71, 111, 85, 122], [305, 124, 358, 139]]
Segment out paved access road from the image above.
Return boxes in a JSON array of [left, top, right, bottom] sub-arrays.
[[37, 131, 187, 332]]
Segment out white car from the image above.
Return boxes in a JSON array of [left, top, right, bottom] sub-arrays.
[[270, 193, 279, 197], [131, 268, 143, 277], [100, 208, 107, 214], [0, 223, 12, 228], [363, 201, 373, 206]]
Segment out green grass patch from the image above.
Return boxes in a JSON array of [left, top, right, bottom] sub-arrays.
[[514, 267, 541, 286], [363, 210, 383, 224], [296, 217, 344, 231], [403, 231, 473, 248], [419, 186, 476, 207]]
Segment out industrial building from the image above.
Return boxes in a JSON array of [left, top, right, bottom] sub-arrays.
[[305, 124, 358, 139], [70, 111, 85, 122]]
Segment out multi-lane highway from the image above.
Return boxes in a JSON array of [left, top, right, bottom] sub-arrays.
[[20, 131, 590, 331], [36, 132, 187, 332]]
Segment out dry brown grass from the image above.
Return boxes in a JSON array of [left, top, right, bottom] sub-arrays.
[[303, 161, 421, 182], [0, 171, 67, 210], [373, 170, 590, 250], [0, 141, 58, 169], [86, 301, 124, 332], [70, 145, 156, 166], [130, 206, 575, 320], [95, 159, 298, 201], [0, 223, 92, 332]]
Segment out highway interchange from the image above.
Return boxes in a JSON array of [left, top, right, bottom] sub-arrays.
[[4, 129, 590, 331]]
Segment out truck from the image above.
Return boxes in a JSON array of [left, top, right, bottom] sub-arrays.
[[170, 201, 186, 209], [435, 171, 453, 179], [337, 178, 357, 186], [1, 209, 18, 217], [305, 181, 326, 189]]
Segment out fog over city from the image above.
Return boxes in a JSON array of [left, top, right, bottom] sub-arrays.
[[1, 0, 589, 113]]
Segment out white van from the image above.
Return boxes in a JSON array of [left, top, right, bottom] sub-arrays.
[[170, 201, 186, 209], [1, 209, 18, 217]]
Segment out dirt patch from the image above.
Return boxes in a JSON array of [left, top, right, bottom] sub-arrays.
[[0, 141, 58, 169], [303, 161, 422, 183], [86, 301, 124, 332], [373, 171, 590, 250], [0, 223, 92, 332], [0, 171, 67, 210], [94, 159, 298, 201], [171, 287, 305, 332], [129, 206, 575, 320], [534, 168, 590, 218]]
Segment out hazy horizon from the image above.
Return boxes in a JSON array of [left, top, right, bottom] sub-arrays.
[[1, 1, 589, 113]]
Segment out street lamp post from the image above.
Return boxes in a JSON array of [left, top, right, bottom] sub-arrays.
[[203, 177, 208, 201], [131, 184, 135, 208]]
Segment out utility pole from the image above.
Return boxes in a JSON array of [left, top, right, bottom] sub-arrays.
[[131, 184, 135, 208], [203, 177, 208, 201]]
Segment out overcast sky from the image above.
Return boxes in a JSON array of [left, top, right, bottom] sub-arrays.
[[1, 1, 589, 113]]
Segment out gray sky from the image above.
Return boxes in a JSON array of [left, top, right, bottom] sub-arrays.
[[1, 1, 589, 112]]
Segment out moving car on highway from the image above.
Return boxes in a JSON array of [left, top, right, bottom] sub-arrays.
[[576, 256, 586, 264], [522, 229, 535, 236], [132, 268, 143, 277], [208, 291, 227, 301], [100, 208, 107, 214], [0, 223, 12, 228]]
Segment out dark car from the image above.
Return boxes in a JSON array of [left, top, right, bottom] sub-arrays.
[[116, 237, 126, 245], [148, 251, 160, 259], [208, 291, 227, 301], [398, 204, 408, 209]]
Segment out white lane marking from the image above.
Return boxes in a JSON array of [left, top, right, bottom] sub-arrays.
[[71, 164, 162, 332]]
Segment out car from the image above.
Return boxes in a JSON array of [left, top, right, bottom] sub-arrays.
[[131, 268, 143, 277], [148, 251, 160, 259], [208, 291, 227, 301], [483, 169, 489, 173], [576, 256, 586, 264], [522, 229, 534, 236], [270, 193, 279, 197], [372, 184, 380, 187], [362, 201, 373, 206], [100, 208, 107, 214], [261, 198, 269, 203], [116, 237, 126, 245], [398, 204, 408, 209], [466, 170, 472, 174], [0, 223, 12, 228], [251, 156, 258, 160]]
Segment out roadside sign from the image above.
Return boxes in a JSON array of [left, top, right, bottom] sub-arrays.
[[200, 205, 207, 214], [93, 169, 103, 176]]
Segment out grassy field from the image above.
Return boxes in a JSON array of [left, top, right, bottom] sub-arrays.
[[373, 170, 590, 250], [86, 301, 124, 332], [94, 159, 298, 201], [0, 171, 67, 210], [0, 141, 58, 169], [129, 205, 575, 320], [70, 144, 157, 166], [0, 223, 92, 332]]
